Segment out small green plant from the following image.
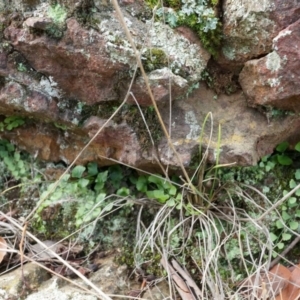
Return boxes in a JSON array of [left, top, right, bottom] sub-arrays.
[[219, 140, 300, 264], [54, 122, 68, 130], [142, 48, 168, 72], [45, 4, 67, 39], [154, 0, 222, 55], [135, 174, 182, 207], [48, 4, 67, 24], [17, 63, 27, 72], [0, 139, 28, 180], [0, 116, 25, 131]]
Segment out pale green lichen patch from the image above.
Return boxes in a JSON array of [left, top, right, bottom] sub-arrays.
[[185, 110, 201, 140], [98, 19, 137, 66], [266, 51, 281, 72], [98, 14, 209, 82], [222, 0, 275, 61], [37, 76, 62, 98], [148, 21, 209, 81], [267, 77, 280, 88], [47, 4, 67, 24]]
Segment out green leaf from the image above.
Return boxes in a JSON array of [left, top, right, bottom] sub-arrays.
[[295, 169, 300, 180], [5, 143, 14, 152], [277, 242, 285, 250], [265, 161, 275, 172], [296, 210, 300, 218], [87, 162, 98, 176], [288, 197, 297, 206], [148, 175, 164, 187], [61, 174, 70, 181], [17, 160, 24, 169], [117, 187, 130, 196], [276, 141, 289, 153], [295, 142, 300, 152], [14, 152, 20, 161], [261, 155, 271, 162], [6, 119, 24, 130], [146, 190, 169, 202], [282, 211, 291, 221], [262, 186, 270, 194], [71, 165, 86, 178], [282, 233, 292, 241], [95, 171, 108, 192], [270, 232, 278, 242], [78, 178, 89, 188], [166, 198, 176, 207], [276, 220, 284, 229], [289, 221, 299, 231], [296, 189, 300, 197], [168, 185, 177, 196], [104, 202, 114, 212], [290, 179, 297, 189], [0, 150, 8, 158], [75, 219, 83, 227], [92, 208, 101, 218], [96, 193, 106, 203], [109, 165, 123, 188], [136, 176, 147, 192], [277, 154, 293, 166]]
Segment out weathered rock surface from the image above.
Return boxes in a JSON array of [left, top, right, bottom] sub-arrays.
[[0, 257, 170, 299], [219, 0, 300, 68], [0, 263, 51, 297], [0, 0, 300, 170], [170, 87, 300, 166], [3, 7, 208, 105], [239, 19, 300, 112]]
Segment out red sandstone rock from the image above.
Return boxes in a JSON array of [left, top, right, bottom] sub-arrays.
[[239, 19, 300, 112], [218, 0, 300, 68]]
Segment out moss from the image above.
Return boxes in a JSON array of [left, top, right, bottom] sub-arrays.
[[48, 3, 67, 24], [142, 48, 168, 72], [163, 0, 182, 10], [31, 202, 78, 240], [124, 105, 163, 151], [177, 13, 222, 57], [144, 0, 161, 10], [44, 23, 66, 39], [145, 0, 222, 56]]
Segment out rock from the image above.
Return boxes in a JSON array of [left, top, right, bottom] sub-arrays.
[[4, 5, 208, 106], [24, 17, 53, 30], [219, 0, 300, 68], [125, 68, 188, 106], [166, 85, 300, 166], [142, 280, 171, 299], [0, 263, 50, 297], [89, 257, 128, 294], [0, 255, 131, 299], [0, 1, 213, 170], [239, 19, 300, 112], [0, 0, 300, 170]]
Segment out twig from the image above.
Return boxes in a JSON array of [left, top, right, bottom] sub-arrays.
[[269, 235, 300, 270], [1, 212, 112, 300], [19, 222, 34, 296]]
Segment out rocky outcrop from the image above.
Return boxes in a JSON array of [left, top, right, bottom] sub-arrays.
[[239, 19, 300, 112], [1, 0, 300, 170], [219, 0, 300, 68]]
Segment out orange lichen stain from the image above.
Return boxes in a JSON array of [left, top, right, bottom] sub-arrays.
[[249, 121, 256, 130], [230, 134, 245, 143]]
